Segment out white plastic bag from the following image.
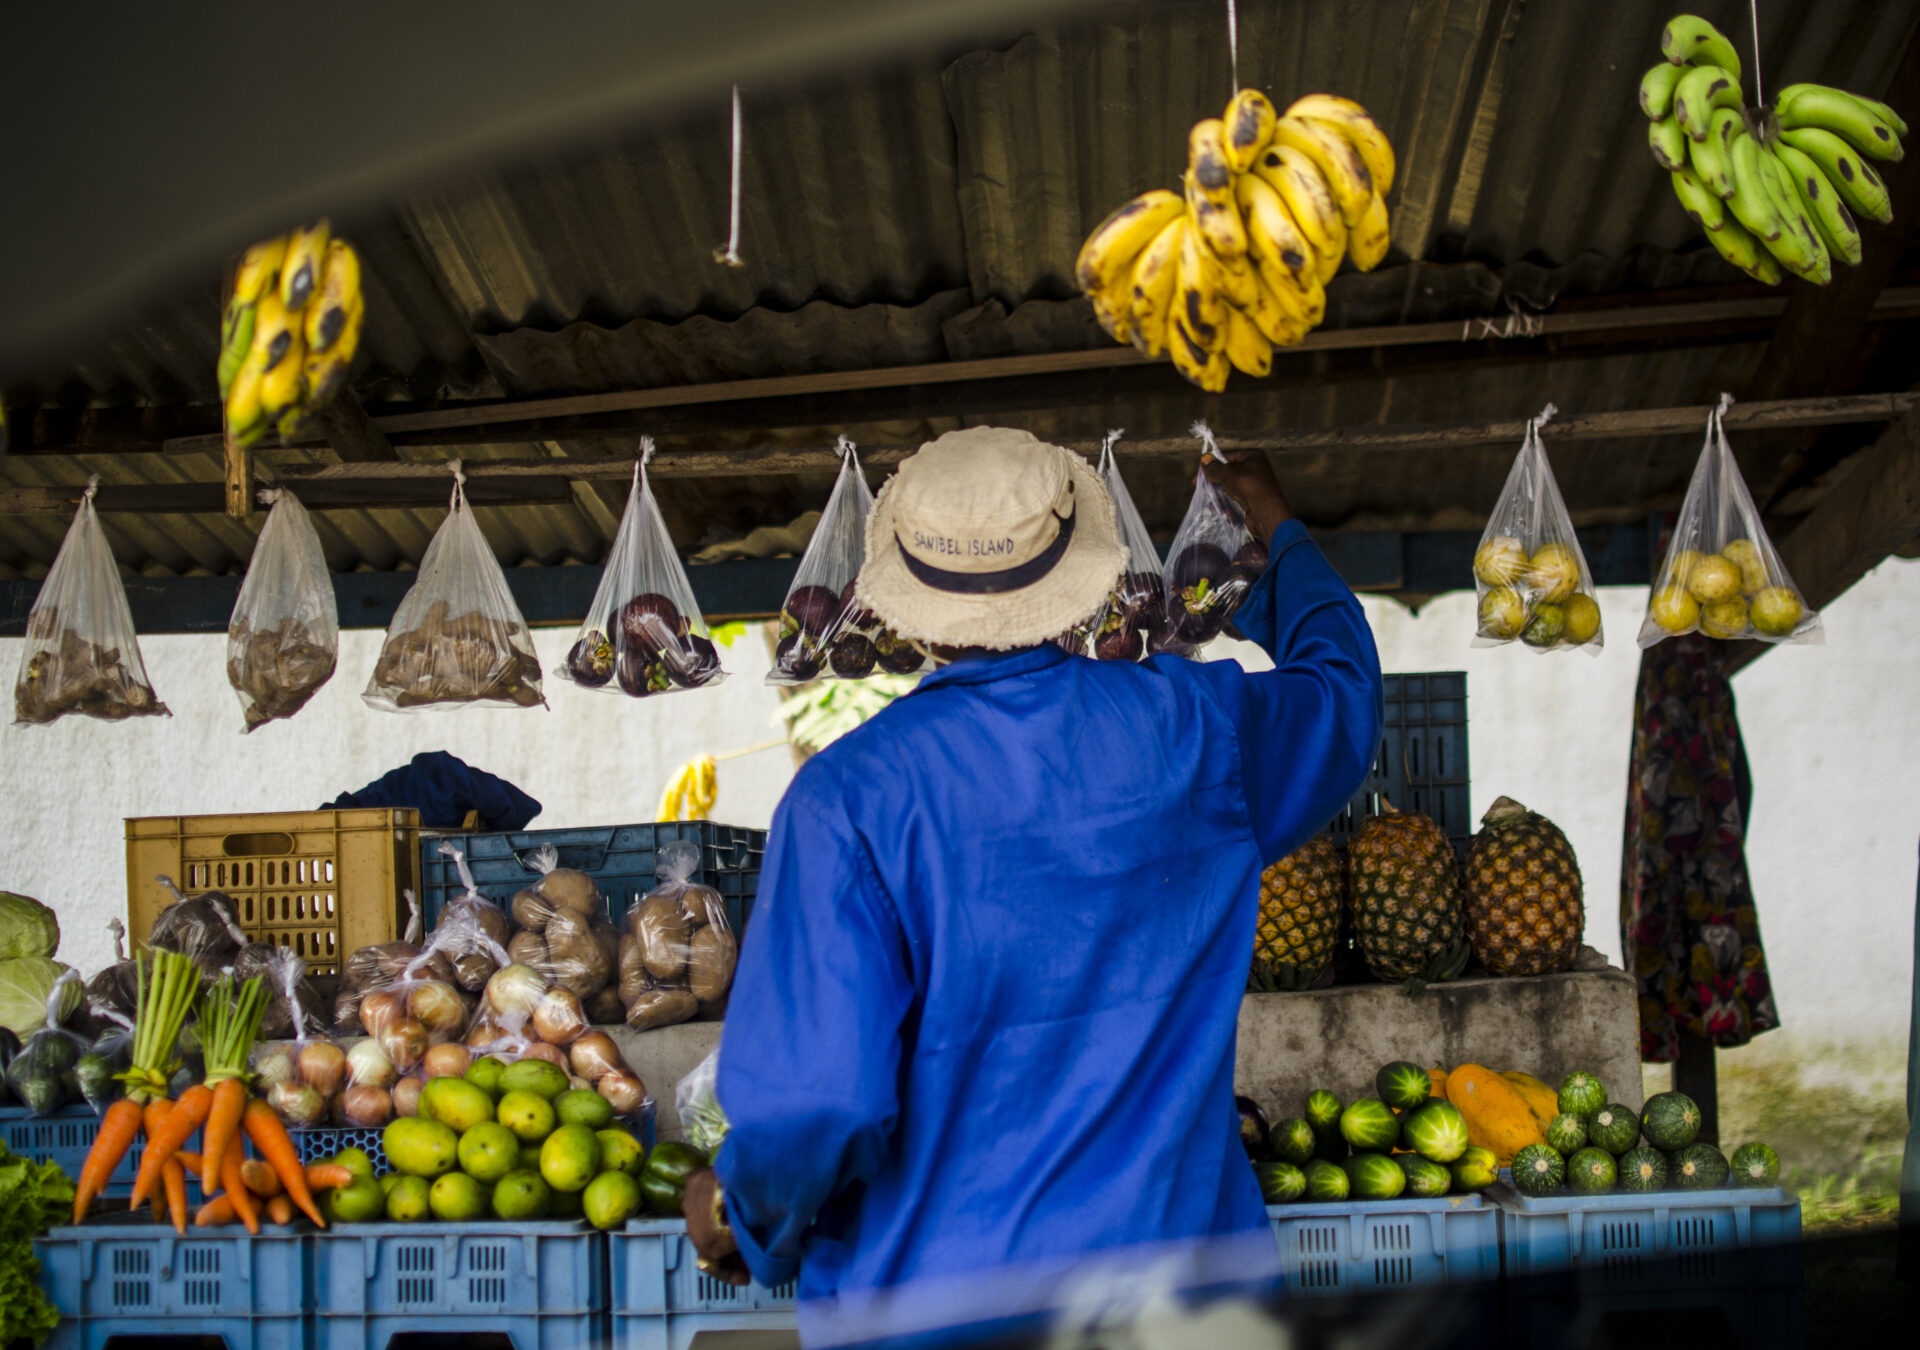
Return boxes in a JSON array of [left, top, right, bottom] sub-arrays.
[[562, 441, 726, 696], [1639, 395, 1822, 647], [1079, 431, 1168, 661], [228, 487, 338, 730], [1471, 404, 1603, 654], [1151, 422, 1259, 654], [675, 1046, 730, 1155], [363, 464, 545, 710], [13, 477, 169, 724], [769, 438, 929, 682]]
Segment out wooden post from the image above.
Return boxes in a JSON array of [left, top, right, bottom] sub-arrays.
[[222, 419, 252, 519]]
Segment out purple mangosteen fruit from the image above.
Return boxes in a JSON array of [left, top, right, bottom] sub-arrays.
[[664, 633, 722, 688], [1094, 625, 1144, 661], [620, 594, 686, 647], [615, 641, 670, 697], [782, 585, 844, 639], [776, 633, 823, 682], [873, 629, 923, 674], [566, 632, 614, 687], [829, 632, 877, 678]]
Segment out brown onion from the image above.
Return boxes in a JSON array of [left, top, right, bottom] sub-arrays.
[[407, 980, 469, 1041], [341, 1083, 393, 1128], [392, 1075, 425, 1117], [484, 963, 548, 1021], [519, 1041, 568, 1069], [597, 1070, 648, 1115], [380, 1018, 429, 1075], [568, 1031, 627, 1083], [347, 1037, 397, 1089], [254, 1045, 296, 1088], [569, 1074, 593, 1093], [422, 1042, 472, 1080], [359, 989, 405, 1041], [531, 989, 587, 1046], [298, 1041, 348, 1097], [268, 1080, 326, 1127]]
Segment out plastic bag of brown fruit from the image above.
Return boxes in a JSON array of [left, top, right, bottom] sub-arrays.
[[561, 443, 725, 697], [500, 845, 624, 1026], [617, 840, 738, 1032]]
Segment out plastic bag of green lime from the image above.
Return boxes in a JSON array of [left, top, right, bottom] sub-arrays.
[[675, 1048, 729, 1155]]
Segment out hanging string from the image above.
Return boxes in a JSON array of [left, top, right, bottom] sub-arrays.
[[835, 434, 858, 462], [1747, 0, 1765, 109], [446, 458, 464, 509], [1099, 428, 1124, 472], [1191, 419, 1225, 464], [713, 85, 745, 268], [255, 485, 283, 507], [1226, 0, 1240, 91], [1532, 401, 1559, 435], [83, 474, 100, 503]]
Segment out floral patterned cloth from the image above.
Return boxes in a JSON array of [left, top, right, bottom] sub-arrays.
[[1620, 633, 1778, 1063]]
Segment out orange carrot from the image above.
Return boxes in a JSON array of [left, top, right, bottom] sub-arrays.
[[240, 1158, 283, 1197], [176, 1151, 203, 1173], [200, 1078, 247, 1196], [130, 1084, 213, 1209], [221, 1145, 260, 1235], [74, 1097, 143, 1223], [195, 1195, 238, 1227], [162, 1157, 188, 1234], [302, 1163, 356, 1191], [149, 1189, 165, 1224], [265, 1194, 293, 1225], [243, 1098, 324, 1227]]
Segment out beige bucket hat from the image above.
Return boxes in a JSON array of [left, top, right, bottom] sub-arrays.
[[857, 426, 1126, 650]]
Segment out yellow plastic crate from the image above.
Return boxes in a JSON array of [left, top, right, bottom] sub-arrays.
[[125, 808, 421, 977]]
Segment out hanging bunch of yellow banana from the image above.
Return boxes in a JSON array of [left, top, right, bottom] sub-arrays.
[[1075, 92, 1394, 392], [218, 220, 367, 446], [656, 754, 718, 822]]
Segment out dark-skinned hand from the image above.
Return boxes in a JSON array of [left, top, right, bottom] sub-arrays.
[[1201, 447, 1293, 546], [682, 1168, 752, 1287]]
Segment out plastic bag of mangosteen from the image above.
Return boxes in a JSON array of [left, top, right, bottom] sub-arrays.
[[768, 437, 928, 683], [1472, 404, 1603, 654], [1150, 423, 1264, 655], [562, 442, 726, 697], [1077, 430, 1168, 661], [363, 466, 546, 711]]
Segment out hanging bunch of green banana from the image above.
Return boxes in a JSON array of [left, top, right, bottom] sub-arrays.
[[1074, 91, 1394, 392], [217, 220, 367, 446], [1641, 13, 1905, 285]]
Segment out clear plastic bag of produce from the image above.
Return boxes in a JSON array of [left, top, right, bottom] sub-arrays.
[[1076, 431, 1169, 661], [254, 975, 349, 1132], [231, 943, 324, 1044], [1152, 423, 1261, 654], [74, 1011, 133, 1114], [675, 1047, 730, 1155], [498, 844, 619, 1015], [1471, 404, 1603, 654], [358, 917, 492, 1074], [13, 477, 170, 725], [561, 443, 726, 697], [149, 875, 248, 971], [767, 438, 928, 683], [431, 842, 516, 993], [363, 465, 546, 711], [1638, 395, 1822, 648], [5, 968, 88, 1115], [227, 487, 338, 732], [330, 891, 434, 1035], [617, 840, 737, 1032]]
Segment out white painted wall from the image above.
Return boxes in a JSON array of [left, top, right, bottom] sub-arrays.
[[3, 556, 1914, 1050]]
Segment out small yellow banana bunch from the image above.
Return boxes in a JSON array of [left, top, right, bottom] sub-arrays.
[[1075, 92, 1394, 392], [218, 220, 367, 446], [656, 754, 718, 822]]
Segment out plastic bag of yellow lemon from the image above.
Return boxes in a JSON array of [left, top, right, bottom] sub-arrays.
[[1471, 404, 1603, 653], [1637, 395, 1821, 648]]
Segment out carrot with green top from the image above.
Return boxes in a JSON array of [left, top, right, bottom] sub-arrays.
[[221, 1144, 260, 1235], [196, 973, 265, 1194], [130, 1083, 211, 1209], [161, 1156, 188, 1234], [243, 1098, 325, 1227]]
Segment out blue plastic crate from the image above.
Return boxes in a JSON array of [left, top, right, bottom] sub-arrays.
[[612, 1307, 799, 1350], [1326, 671, 1471, 857], [1266, 1193, 1500, 1297], [1491, 1181, 1802, 1295], [3, 1106, 145, 1200], [313, 1220, 604, 1318], [292, 1125, 388, 1174], [612, 1218, 796, 1315], [419, 821, 766, 935], [34, 1211, 309, 1350]]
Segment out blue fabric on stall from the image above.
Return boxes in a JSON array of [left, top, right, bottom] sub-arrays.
[[323, 750, 541, 830], [715, 519, 1382, 1347]]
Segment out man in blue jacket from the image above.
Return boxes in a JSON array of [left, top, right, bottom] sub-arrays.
[[685, 425, 1382, 1345]]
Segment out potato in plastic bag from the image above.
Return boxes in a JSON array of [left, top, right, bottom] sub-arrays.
[[1471, 404, 1603, 653], [363, 466, 545, 711], [228, 487, 338, 731], [1639, 395, 1822, 648], [13, 477, 169, 725], [617, 840, 735, 1031], [1151, 423, 1261, 654], [1077, 431, 1170, 661], [562, 443, 726, 697]]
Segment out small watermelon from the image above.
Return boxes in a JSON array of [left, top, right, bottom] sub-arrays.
[[1257, 1161, 1308, 1204], [1511, 1143, 1565, 1195], [1375, 1060, 1434, 1112], [1311, 1124, 1349, 1163], [1566, 1147, 1617, 1194], [1343, 1151, 1407, 1200], [1339, 1098, 1400, 1152], [1730, 1142, 1780, 1188], [1449, 1145, 1498, 1193], [1668, 1143, 1729, 1191], [1618, 1147, 1667, 1193], [1587, 1103, 1641, 1156], [1237, 1096, 1271, 1160], [1304, 1089, 1343, 1131], [1401, 1100, 1469, 1163], [1304, 1158, 1349, 1201], [1270, 1117, 1316, 1166], [1545, 1113, 1588, 1156], [1640, 1092, 1701, 1150], [1395, 1153, 1452, 1198], [1557, 1071, 1606, 1118]]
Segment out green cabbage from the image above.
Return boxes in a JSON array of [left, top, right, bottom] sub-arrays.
[[0, 895, 57, 962], [0, 959, 74, 1037]]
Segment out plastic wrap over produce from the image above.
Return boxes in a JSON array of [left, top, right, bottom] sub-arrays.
[[227, 487, 338, 731], [1471, 405, 1603, 653], [13, 478, 169, 725], [5, 969, 88, 1115], [363, 465, 545, 711], [562, 444, 725, 697], [1639, 396, 1822, 647], [501, 844, 622, 1024], [1076, 430, 1168, 660], [617, 840, 737, 1032], [1152, 423, 1263, 654]]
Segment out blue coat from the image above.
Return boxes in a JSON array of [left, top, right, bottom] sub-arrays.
[[714, 520, 1383, 1345]]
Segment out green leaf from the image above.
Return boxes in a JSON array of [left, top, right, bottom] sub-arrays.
[[709, 621, 748, 648], [773, 673, 919, 753]]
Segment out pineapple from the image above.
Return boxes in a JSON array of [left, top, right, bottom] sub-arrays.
[[1252, 835, 1345, 990], [1347, 804, 1465, 984], [1463, 796, 1584, 976]]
